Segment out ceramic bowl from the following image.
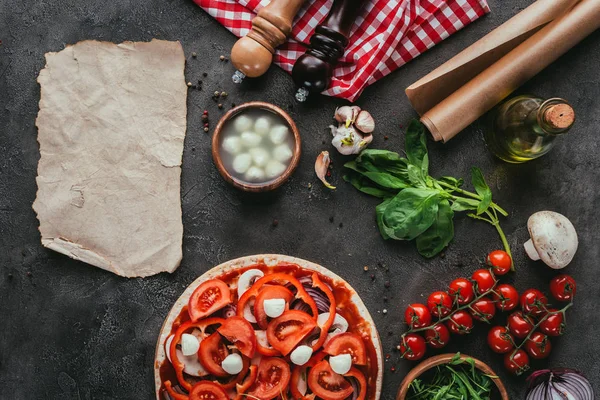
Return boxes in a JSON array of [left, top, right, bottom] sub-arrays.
[[211, 101, 301, 192], [396, 353, 509, 400]]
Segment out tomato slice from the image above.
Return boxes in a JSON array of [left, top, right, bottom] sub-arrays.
[[235, 365, 258, 400], [188, 279, 232, 322], [308, 360, 353, 400], [255, 285, 294, 329], [310, 273, 337, 351], [163, 381, 189, 400], [237, 273, 319, 322], [266, 310, 317, 356], [247, 357, 291, 400], [189, 381, 229, 400], [170, 318, 225, 391], [198, 332, 230, 377], [324, 332, 367, 365], [217, 316, 257, 358], [345, 368, 367, 400]]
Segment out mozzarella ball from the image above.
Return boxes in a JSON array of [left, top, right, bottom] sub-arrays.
[[233, 115, 253, 133], [232, 153, 252, 174], [264, 298, 286, 318], [290, 345, 313, 366], [273, 144, 293, 163], [254, 117, 271, 135], [222, 136, 242, 155], [265, 160, 287, 179], [245, 166, 266, 182], [249, 147, 270, 167], [221, 353, 244, 375], [180, 333, 200, 356], [269, 125, 289, 145], [329, 354, 352, 375], [240, 131, 262, 147]]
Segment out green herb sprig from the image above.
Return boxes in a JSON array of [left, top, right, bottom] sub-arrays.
[[343, 120, 512, 268], [408, 353, 497, 400]]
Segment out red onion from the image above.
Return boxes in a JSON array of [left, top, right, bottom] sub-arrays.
[[526, 369, 594, 400], [345, 376, 360, 400], [304, 287, 331, 313], [291, 299, 311, 314], [221, 304, 237, 319]]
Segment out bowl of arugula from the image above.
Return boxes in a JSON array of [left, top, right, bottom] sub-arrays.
[[396, 353, 509, 400]]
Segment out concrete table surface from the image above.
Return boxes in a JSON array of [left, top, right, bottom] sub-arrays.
[[1, 0, 599, 398]]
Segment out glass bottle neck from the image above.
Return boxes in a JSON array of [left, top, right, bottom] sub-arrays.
[[527, 98, 574, 136]]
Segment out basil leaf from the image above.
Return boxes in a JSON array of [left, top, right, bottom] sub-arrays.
[[416, 200, 454, 258], [438, 176, 464, 189], [376, 197, 394, 240], [407, 164, 427, 187], [345, 161, 411, 190], [405, 120, 428, 170], [379, 188, 440, 240], [343, 172, 396, 198], [471, 167, 492, 215], [450, 197, 479, 212], [354, 149, 409, 176]]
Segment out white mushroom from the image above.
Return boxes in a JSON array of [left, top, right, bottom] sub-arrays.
[[221, 353, 244, 375], [317, 312, 349, 333], [254, 117, 271, 135], [243, 298, 257, 323], [237, 269, 264, 297], [234, 115, 254, 133], [524, 211, 578, 269], [263, 298, 286, 318], [290, 345, 313, 366], [255, 330, 273, 350], [329, 354, 352, 375]]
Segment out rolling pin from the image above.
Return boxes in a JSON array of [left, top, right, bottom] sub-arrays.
[[292, 0, 367, 102], [231, 0, 307, 83]]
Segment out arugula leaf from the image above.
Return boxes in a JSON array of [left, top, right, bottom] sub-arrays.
[[416, 199, 454, 258], [471, 167, 492, 215], [405, 119, 428, 170], [379, 188, 440, 241]]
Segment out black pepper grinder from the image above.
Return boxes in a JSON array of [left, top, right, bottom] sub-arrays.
[[292, 0, 367, 102]]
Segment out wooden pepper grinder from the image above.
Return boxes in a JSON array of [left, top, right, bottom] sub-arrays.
[[292, 0, 367, 101], [231, 0, 307, 83]]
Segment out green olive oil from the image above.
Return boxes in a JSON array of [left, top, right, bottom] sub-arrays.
[[484, 96, 574, 163]]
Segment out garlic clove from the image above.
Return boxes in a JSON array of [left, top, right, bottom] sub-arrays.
[[315, 151, 336, 190], [331, 126, 369, 155], [334, 106, 361, 127], [354, 110, 375, 133]]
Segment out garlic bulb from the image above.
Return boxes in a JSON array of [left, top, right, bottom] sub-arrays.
[[330, 125, 373, 156], [334, 106, 361, 127]]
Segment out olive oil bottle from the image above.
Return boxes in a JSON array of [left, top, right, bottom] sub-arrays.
[[485, 96, 575, 163]]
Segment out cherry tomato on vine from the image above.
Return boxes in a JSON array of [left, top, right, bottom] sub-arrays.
[[424, 324, 450, 349], [525, 332, 552, 359], [487, 250, 512, 275], [427, 291, 453, 317], [398, 334, 426, 361], [491, 284, 519, 311], [539, 310, 565, 336], [470, 297, 496, 322], [404, 304, 432, 329], [449, 278, 475, 305], [504, 349, 530, 376], [446, 311, 473, 335], [487, 326, 514, 354], [520, 289, 548, 317], [471, 269, 497, 294], [507, 311, 535, 339], [550, 275, 576, 302]]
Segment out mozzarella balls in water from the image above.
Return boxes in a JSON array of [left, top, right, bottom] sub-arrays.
[[265, 160, 286, 179], [254, 117, 271, 135], [240, 131, 262, 147], [222, 136, 242, 155], [245, 166, 266, 182], [249, 147, 270, 167], [233, 115, 253, 133], [232, 153, 252, 174], [273, 144, 293, 163], [269, 125, 289, 145]]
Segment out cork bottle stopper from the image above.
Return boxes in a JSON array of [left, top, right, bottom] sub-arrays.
[[544, 103, 575, 129]]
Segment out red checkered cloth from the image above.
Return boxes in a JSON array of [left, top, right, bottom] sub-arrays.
[[194, 0, 490, 102]]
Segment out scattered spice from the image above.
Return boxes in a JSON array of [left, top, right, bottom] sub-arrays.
[[231, 103, 236, 108], [187, 81, 192, 87], [329, 216, 334, 223], [218, 103, 223, 109], [26, 271, 32, 277], [272, 219, 279, 227], [8, 273, 13, 280], [219, 55, 225, 61], [214, 91, 220, 97], [363, 266, 369, 271], [370, 274, 375, 280], [201, 115, 208, 122], [384, 135, 389, 140], [386, 354, 391, 359], [390, 366, 396, 373], [204, 127, 209, 132], [203, 72, 208, 77], [220, 91, 228, 98], [191, 147, 196, 152], [382, 309, 388, 314], [383, 296, 388, 302], [338, 222, 343, 228], [384, 281, 391, 288], [388, 330, 393, 336], [191, 52, 197, 58]]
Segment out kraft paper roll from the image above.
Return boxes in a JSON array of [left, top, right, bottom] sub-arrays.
[[406, 0, 600, 142]]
